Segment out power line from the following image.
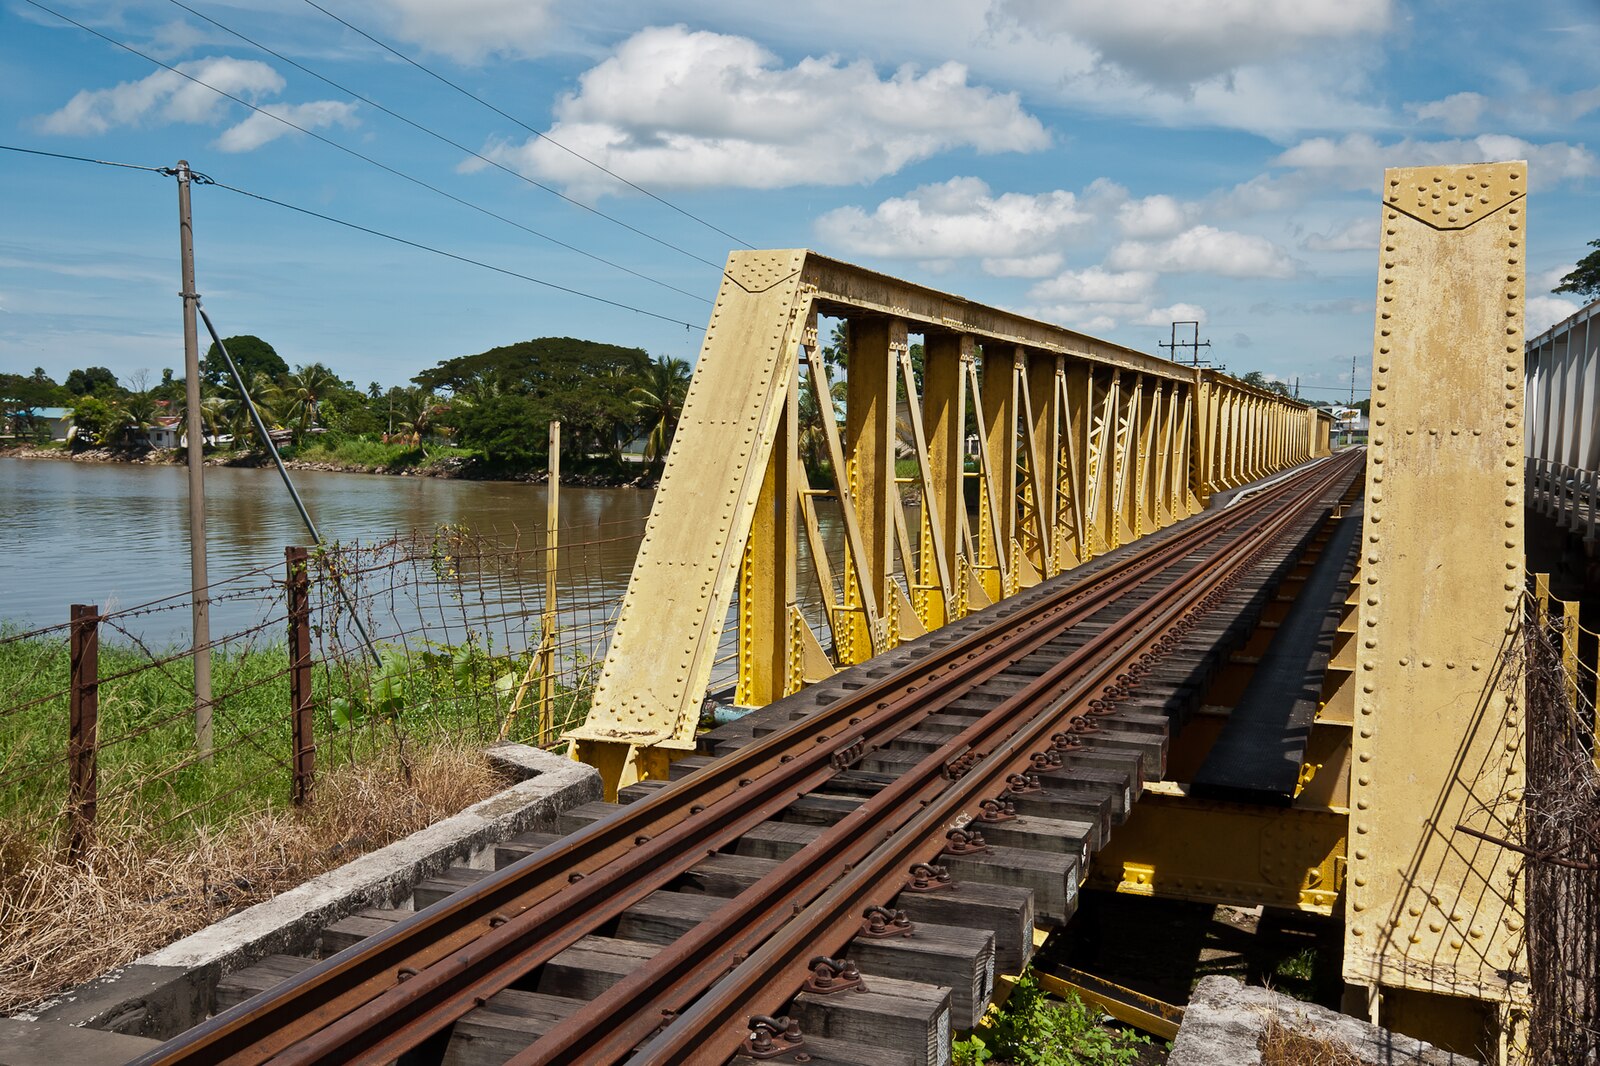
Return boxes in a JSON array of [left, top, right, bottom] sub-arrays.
[[0, 143, 175, 175], [205, 179, 705, 329], [300, 0, 754, 252], [167, 0, 729, 277], [22, 0, 713, 307], [1, 141, 706, 330]]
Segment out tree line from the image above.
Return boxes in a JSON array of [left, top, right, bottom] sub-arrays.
[[0, 335, 692, 475]]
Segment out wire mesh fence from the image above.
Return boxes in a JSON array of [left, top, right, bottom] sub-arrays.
[[0, 518, 665, 858]]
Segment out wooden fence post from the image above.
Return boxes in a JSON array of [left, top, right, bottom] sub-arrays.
[[287, 546, 314, 805], [68, 603, 99, 859]]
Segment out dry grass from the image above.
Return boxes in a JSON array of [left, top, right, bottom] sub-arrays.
[[0, 741, 504, 1015], [1258, 1015, 1365, 1066]]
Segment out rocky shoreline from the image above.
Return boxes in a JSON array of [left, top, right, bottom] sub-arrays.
[[0, 444, 654, 489]]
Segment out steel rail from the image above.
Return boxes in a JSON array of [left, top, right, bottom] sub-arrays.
[[133, 456, 1343, 1066], [628, 450, 1362, 1065], [254, 475, 1290, 1066]]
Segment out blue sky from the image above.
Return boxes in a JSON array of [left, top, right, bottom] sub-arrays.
[[2, 0, 1596, 402]]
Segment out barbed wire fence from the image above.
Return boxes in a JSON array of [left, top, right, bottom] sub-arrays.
[[0, 517, 694, 863], [1521, 588, 1600, 1064]]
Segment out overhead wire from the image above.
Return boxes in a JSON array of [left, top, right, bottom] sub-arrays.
[[0, 142, 705, 329], [205, 178, 706, 329], [165, 0, 727, 279], [21, 0, 714, 308], [299, 0, 754, 252]]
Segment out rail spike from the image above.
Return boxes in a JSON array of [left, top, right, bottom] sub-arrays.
[[944, 826, 990, 855], [803, 956, 865, 995], [905, 862, 955, 892], [742, 1014, 808, 1060], [859, 904, 915, 939]]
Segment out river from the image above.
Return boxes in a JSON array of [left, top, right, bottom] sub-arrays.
[[0, 459, 655, 643]]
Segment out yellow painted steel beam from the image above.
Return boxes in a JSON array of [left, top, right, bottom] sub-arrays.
[[570, 249, 1324, 794], [1345, 162, 1529, 1021], [1083, 784, 1348, 915]]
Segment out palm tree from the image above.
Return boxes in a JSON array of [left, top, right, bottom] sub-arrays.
[[396, 387, 442, 447], [216, 372, 281, 449], [629, 356, 691, 469], [280, 363, 340, 443]]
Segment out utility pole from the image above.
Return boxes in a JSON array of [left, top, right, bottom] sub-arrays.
[[1349, 351, 1357, 407], [177, 160, 213, 756], [1159, 320, 1216, 369]]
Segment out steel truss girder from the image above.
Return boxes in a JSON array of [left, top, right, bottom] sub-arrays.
[[569, 250, 1325, 792]]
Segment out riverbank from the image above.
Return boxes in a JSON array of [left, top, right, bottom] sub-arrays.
[[0, 441, 656, 488]]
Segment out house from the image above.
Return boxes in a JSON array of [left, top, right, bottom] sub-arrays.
[[16, 406, 72, 442], [146, 416, 182, 449]]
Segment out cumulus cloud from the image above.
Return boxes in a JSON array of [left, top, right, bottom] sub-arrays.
[[1107, 225, 1298, 279], [814, 178, 1086, 265], [1273, 133, 1598, 191], [484, 26, 1048, 195], [215, 101, 359, 152], [367, 0, 561, 63], [1022, 266, 1199, 332], [1409, 91, 1487, 134], [40, 57, 283, 134], [1301, 217, 1378, 252], [1030, 266, 1157, 304], [1116, 194, 1196, 238], [1529, 295, 1581, 337], [981, 254, 1065, 278], [993, 0, 1391, 87]]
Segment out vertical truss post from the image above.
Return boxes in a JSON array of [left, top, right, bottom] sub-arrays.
[[980, 344, 1021, 595], [846, 318, 903, 656], [737, 364, 798, 707], [1346, 161, 1528, 1048], [922, 333, 972, 622]]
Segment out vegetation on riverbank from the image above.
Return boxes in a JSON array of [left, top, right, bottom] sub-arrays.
[[0, 628, 590, 843], [0, 335, 692, 484]]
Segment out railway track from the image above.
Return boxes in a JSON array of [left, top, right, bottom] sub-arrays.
[[134, 449, 1364, 1066]]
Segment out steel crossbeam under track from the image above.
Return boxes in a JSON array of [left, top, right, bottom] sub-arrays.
[[567, 251, 1331, 794]]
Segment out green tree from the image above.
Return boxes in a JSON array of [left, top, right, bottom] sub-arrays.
[[1555, 240, 1600, 298], [66, 395, 123, 446], [629, 356, 692, 468], [64, 366, 119, 396], [1240, 369, 1294, 398], [278, 363, 341, 442], [203, 335, 288, 390], [448, 393, 547, 468], [0, 371, 66, 438], [417, 337, 650, 463]]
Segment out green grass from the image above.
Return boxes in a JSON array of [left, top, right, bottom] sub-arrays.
[[0, 629, 590, 845], [288, 436, 479, 471]]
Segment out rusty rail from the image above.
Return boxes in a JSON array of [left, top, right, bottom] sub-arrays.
[[131, 451, 1359, 1066]]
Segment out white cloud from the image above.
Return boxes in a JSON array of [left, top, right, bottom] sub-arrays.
[[215, 101, 359, 152], [1273, 133, 1599, 191], [1023, 266, 1190, 331], [1533, 263, 1577, 292], [994, 0, 1391, 87], [39, 57, 283, 135], [368, 0, 561, 62], [486, 26, 1048, 195], [1301, 217, 1378, 252], [981, 254, 1065, 278], [814, 177, 1086, 262], [1409, 92, 1487, 135], [1107, 225, 1298, 279], [1529, 295, 1581, 337], [1137, 302, 1207, 326], [1116, 194, 1196, 238], [1030, 266, 1157, 304]]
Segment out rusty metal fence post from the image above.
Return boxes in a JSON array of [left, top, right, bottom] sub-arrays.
[[67, 603, 99, 859], [286, 547, 314, 805]]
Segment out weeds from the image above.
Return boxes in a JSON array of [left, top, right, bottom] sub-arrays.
[[955, 972, 1151, 1066], [0, 741, 503, 1015], [1257, 1015, 1364, 1066]]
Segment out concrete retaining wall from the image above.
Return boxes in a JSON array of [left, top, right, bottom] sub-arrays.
[[16, 743, 600, 1043]]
